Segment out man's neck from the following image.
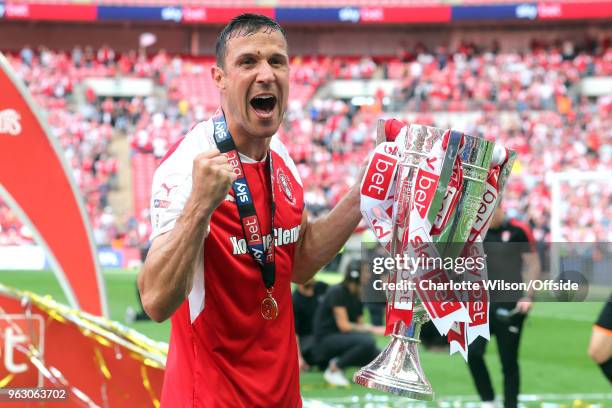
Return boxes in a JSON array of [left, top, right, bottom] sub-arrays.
[[226, 116, 270, 162], [235, 135, 270, 162]]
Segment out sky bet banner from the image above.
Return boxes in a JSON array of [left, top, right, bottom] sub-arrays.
[[0, 53, 108, 317], [360, 6, 451, 23], [97, 5, 182, 22], [538, 2, 612, 20], [182, 7, 274, 23], [3, 2, 96, 21], [453, 4, 526, 21], [1, 2, 611, 23], [275, 7, 345, 23]]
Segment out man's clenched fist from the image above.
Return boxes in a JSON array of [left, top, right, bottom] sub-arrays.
[[190, 148, 238, 219]]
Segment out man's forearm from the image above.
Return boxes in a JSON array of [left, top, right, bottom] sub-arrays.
[[138, 199, 210, 322], [293, 186, 361, 283]]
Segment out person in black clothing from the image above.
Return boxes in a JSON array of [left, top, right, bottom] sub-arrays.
[[468, 206, 541, 408], [588, 296, 612, 383], [292, 279, 329, 371], [313, 259, 385, 387]]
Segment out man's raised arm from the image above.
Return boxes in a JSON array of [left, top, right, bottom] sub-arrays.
[[138, 149, 236, 322]]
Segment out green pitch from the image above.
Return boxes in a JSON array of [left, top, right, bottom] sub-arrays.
[[1, 269, 610, 407]]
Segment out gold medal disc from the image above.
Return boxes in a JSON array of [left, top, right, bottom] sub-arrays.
[[261, 294, 279, 320]]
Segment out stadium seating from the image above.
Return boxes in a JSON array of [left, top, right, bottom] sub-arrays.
[[1, 40, 610, 247]]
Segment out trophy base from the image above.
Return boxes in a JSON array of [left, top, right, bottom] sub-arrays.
[[353, 368, 434, 401], [352, 330, 434, 401]]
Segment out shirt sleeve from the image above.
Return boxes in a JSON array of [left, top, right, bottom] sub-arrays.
[[149, 121, 213, 241], [328, 285, 347, 308], [150, 163, 193, 241]]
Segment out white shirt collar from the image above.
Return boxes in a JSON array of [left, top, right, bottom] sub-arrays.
[[238, 151, 268, 164]]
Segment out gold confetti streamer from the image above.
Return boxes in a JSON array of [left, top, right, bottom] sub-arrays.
[[94, 348, 112, 380], [140, 365, 160, 408], [0, 283, 167, 365], [0, 284, 164, 408], [0, 374, 14, 388]]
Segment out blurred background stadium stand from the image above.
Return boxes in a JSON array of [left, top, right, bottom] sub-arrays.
[[0, 0, 609, 273]]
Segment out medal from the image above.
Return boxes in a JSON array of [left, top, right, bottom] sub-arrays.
[[261, 288, 279, 320]]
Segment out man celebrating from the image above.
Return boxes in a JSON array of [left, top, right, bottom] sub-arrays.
[[138, 14, 363, 407]]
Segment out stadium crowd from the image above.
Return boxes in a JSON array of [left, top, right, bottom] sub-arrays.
[[0, 38, 610, 247]]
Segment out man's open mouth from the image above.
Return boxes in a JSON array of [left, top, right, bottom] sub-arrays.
[[250, 95, 277, 115]]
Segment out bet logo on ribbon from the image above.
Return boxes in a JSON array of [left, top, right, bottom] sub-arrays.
[[0, 52, 107, 317]]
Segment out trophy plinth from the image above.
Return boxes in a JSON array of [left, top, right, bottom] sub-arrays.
[[353, 312, 433, 400]]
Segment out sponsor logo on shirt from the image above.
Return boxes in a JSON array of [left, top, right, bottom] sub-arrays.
[[277, 168, 296, 206], [153, 199, 170, 209], [161, 183, 177, 198], [230, 225, 301, 255], [0, 109, 22, 136]]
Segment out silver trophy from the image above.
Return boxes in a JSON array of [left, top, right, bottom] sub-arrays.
[[355, 128, 497, 400], [354, 125, 463, 400]]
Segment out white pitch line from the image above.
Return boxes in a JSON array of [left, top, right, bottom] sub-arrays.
[[304, 393, 612, 404]]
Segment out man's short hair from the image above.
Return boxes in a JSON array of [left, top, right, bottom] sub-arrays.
[[215, 13, 286, 69]]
